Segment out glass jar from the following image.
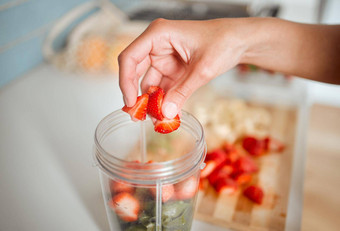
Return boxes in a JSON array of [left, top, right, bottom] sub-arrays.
[[94, 110, 206, 231]]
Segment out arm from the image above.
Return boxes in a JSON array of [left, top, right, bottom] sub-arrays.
[[240, 18, 340, 84], [118, 18, 340, 119]]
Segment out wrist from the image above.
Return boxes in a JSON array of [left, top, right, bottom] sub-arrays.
[[238, 17, 278, 65]]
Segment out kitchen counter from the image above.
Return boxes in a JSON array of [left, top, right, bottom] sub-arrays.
[[1, 64, 339, 230]]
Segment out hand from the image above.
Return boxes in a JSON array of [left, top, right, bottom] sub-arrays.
[[118, 18, 247, 118], [118, 18, 340, 118]]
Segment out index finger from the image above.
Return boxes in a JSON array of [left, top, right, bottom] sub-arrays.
[[118, 31, 153, 107]]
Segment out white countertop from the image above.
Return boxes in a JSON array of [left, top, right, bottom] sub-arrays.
[[0, 64, 226, 231]]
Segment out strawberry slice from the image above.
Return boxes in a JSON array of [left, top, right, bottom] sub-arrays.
[[108, 192, 140, 222], [232, 172, 253, 186], [147, 86, 161, 95], [201, 149, 228, 178], [208, 165, 234, 186], [175, 176, 198, 200], [122, 94, 149, 121], [147, 87, 165, 120], [199, 178, 209, 190], [224, 143, 240, 164], [110, 180, 135, 195], [214, 177, 238, 195], [243, 136, 285, 156], [205, 149, 227, 162], [154, 115, 181, 134], [243, 185, 264, 204], [150, 184, 175, 202], [242, 136, 267, 156], [233, 156, 258, 174], [200, 161, 217, 179]]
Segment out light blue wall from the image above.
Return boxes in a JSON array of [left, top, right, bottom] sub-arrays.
[[0, 0, 139, 88], [0, 0, 91, 87]]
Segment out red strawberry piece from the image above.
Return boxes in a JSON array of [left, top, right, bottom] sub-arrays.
[[224, 143, 237, 154], [147, 87, 165, 120], [237, 64, 250, 74], [175, 176, 198, 200], [200, 161, 217, 179], [225, 150, 239, 164], [122, 94, 149, 121], [214, 177, 238, 195], [108, 192, 140, 222], [154, 115, 181, 134], [208, 165, 234, 186], [243, 185, 264, 204], [150, 184, 174, 202], [110, 180, 135, 195], [242, 136, 266, 156], [233, 156, 258, 174], [206, 149, 228, 164], [147, 86, 161, 95], [224, 144, 240, 164], [264, 137, 285, 153], [201, 149, 228, 178], [199, 178, 209, 190], [232, 172, 253, 186]]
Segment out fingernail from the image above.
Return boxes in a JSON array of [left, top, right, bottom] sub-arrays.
[[162, 102, 178, 119]]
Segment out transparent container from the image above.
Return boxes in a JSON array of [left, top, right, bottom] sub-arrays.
[[94, 110, 206, 231]]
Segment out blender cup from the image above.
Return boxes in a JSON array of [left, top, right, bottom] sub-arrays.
[[94, 110, 206, 231]]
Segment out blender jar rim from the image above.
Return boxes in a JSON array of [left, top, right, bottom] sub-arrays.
[[94, 109, 206, 185]]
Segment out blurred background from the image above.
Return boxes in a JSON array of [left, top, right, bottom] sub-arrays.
[[0, 0, 339, 231]]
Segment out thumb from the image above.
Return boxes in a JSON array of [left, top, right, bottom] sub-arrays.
[[162, 68, 209, 119]]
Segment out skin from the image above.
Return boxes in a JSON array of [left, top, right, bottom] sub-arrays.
[[118, 18, 340, 119]]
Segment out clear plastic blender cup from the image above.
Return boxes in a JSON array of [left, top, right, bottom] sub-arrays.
[[94, 110, 206, 231]]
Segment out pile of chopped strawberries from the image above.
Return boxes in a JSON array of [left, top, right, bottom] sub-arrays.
[[122, 86, 180, 134], [200, 136, 284, 205]]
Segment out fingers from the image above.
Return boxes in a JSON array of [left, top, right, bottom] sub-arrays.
[[118, 32, 153, 107], [162, 64, 212, 119], [141, 66, 163, 94]]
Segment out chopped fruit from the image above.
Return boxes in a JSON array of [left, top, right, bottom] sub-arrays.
[[199, 178, 209, 190], [205, 149, 227, 162], [232, 172, 253, 186], [150, 184, 174, 202], [175, 176, 198, 200], [122, 86, 181, 133], [237, 64, 250, 74], [147, 87, 165, 120], [264, 137, 285, 152], [243, 136, 285, 156], [243, 185, 264, 204], [122, 94, 149, 121], [200, 161, 217, 178], [154, 115, 181, 134], [224, 144, 240, 164], [147, 86, 161, 95], [214, 178, 238, 195], [234, 156, 258, 174], [208, 165, 234, 186], [242, 136, 266, 156], [110, 180, 135, 194], [108, 192, 140, 222], [201, 149, 228, 178]]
